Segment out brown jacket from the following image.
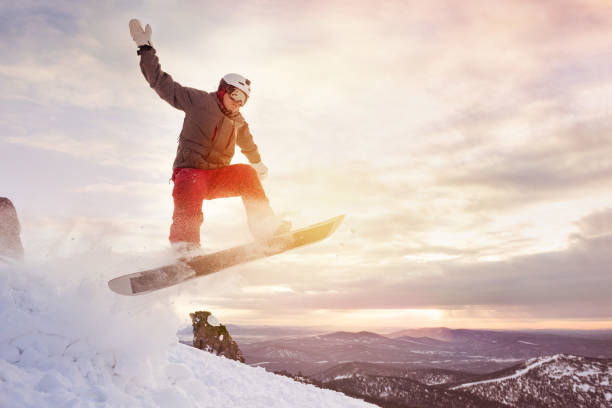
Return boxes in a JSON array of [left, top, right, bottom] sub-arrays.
[[139, 47, 261, 170]]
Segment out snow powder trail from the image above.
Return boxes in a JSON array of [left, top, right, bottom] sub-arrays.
[[0, 252, 375, 407]]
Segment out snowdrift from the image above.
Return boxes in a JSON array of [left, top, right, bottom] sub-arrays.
[[0, 253, 374, 407]]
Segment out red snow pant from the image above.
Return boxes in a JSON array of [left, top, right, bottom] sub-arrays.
[[169, 164, 275, 245]]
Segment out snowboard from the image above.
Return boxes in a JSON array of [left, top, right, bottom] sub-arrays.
[[108, 215, 344, 296]]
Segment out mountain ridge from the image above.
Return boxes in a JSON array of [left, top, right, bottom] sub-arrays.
[[450, 354, 612, 408], [240, 327, 612, 376], [238, 327, 612, 407]]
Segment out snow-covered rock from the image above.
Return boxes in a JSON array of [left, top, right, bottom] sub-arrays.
[[190, 310, 244, 363], [0, 197, 24, 263], [0, 256, 375, 407], [207, 314, 220, 327]]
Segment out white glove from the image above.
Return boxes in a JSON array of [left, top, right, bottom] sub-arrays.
[[129, 19, 152, 47], [251, 161, 268, 180]]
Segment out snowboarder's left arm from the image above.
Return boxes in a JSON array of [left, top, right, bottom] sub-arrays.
[[236, 124, 261, 165], [237, 125, 269, 179]]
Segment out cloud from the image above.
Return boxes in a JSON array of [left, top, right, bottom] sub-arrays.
[[188, 205, 612, 324], [1, 135, 171, 183], [431, 117, 612, 203], [575, 207, 612, 237], [4, 132, 113, 157], [73, 181, 168, 196], [203, 231, 612, 322]]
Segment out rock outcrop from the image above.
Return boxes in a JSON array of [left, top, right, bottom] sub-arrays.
[[0, 197, 24, 262], [190, 311, 245, 363]]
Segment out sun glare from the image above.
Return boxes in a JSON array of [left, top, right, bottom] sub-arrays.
[[326, 309, 445, 330]]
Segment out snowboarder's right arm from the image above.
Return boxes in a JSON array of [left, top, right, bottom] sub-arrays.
[[129, 19, 197, 112]]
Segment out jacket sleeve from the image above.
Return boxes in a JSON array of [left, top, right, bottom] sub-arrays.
[[138, 46, 199, 111], [236, 123, 262, 164]]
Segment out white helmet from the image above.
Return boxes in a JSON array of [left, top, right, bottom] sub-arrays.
[[220, 73, 251, 97]]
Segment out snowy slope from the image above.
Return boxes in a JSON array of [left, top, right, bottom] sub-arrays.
[[450, 354, 612, 408], [451, 355, 561, 390], [0, 255, 375, 408]]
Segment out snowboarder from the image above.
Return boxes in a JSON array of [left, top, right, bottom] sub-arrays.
[[129, 19, 290, 251]]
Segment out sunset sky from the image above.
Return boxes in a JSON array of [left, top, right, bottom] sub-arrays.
[[1, 0, 611, 331]]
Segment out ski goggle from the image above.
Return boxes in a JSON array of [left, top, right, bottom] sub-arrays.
[[228, 87, 248, 106]]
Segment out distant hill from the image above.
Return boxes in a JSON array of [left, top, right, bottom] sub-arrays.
[[273, 354, 612, 408], [325, 374, 509, 408], [241, 327, 612, 375], [451, 354, 612, 408], [239, 327, 612, 407], [388, 327, 458, 341]]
